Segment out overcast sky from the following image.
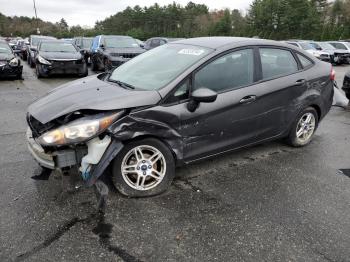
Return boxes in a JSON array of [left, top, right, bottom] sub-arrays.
[[0, 0, 252, 27]]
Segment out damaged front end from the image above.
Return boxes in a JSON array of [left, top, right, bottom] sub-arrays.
[[26, 110, 125, 187]]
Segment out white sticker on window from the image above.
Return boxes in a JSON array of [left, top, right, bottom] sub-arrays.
[[178, 49, 205, 56]]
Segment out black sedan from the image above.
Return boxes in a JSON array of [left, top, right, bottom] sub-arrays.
[[0, 40, 22, 79], [35, 40, 88, 78], [26, 37, 333, 200]]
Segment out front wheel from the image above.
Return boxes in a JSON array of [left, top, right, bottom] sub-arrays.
[[112, 138, 175, 197], [286, 107, 318, 147]]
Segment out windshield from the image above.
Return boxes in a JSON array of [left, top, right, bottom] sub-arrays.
[[39, 42, 77, 52], [318, 42, 335, 50], [299, 42, 315, 50], [32, 37, 53, 46], [104, 37, 139, 48], [0, 43, 12, 54], [109, 44, 212, 91], [82, 38, 93, 48]]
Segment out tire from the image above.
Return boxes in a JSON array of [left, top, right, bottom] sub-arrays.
[[78, 65, 88, 77], [104, 58, 111, 72], [112, 138, 175, 197], [91, 59, 98, 71], [286, 107, 319, 147], [36, 65, 47, 78], [346, 93, 350, 100]]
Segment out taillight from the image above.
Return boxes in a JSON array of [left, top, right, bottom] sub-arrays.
[[331, 67, 335, 81]]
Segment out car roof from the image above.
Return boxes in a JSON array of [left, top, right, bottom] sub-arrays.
[[39, 40, 73, 44], [172, 37, 290, 50], [99, 35, 133, 38]]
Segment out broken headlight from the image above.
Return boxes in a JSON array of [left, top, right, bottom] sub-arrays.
[[9, 58, 18, 66], [38, 112, 122, 146]]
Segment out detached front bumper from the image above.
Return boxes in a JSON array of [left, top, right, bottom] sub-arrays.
[[26, 128, 86, 170], [26, 128, 55, 169], [26, 127, 123, 185], [0, 64, 22, 77]]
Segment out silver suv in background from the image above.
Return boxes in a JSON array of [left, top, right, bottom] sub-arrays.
[[309, 42, 350, 65], [285, 41, 330, 62]]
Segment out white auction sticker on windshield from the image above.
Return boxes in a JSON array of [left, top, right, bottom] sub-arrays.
[[178, 49, 205, 56]]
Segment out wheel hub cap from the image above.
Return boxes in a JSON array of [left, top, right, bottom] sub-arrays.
[[121, 145, 166, 191]]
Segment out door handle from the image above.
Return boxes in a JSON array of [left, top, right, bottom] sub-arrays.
[[240, 95, 256, 104], [295, 79, 306, 85]]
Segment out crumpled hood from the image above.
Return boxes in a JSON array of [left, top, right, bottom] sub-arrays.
[[39, 51, 82, 60], [28, 74, 162, 124]]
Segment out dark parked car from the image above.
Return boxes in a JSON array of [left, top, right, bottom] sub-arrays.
[[90, 35, 145, 71], [35, 40, 88, 78], [26, 37, 334, 198], [73, 37, 93, 63], [343, 71, 350, 99], [309, 42, 350, 64], [144, 37, 185, 50], [14, 40, 28, 60], [0, 40, 22, 79], [27, 35, 56, 67]]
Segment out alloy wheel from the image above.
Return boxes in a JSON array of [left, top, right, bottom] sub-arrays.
[[296, 112, 316, 144], [121, 145, 166, 191]]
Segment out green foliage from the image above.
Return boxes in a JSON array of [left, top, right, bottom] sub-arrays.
[[1, 1, 350, 41]]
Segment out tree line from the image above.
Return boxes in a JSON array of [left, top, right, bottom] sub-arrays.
[[1, 0, 350, 41]]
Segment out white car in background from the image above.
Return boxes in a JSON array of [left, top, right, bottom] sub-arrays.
[[285, 41, 330, 62], [328, 41, 350, 51]]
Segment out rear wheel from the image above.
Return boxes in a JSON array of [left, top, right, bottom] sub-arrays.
[[286, 107, 318, 147], [112, 138, 175, 197]]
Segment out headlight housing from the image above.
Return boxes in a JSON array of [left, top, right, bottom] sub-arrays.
[[8, 58, 18, 66], [37, 55, 51, 65], [38, 112, 122, 146]]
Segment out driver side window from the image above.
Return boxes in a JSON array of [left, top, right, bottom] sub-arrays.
[[193, 49, 254, 93]]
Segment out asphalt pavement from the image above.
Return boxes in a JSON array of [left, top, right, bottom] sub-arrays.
[[0, 61, 349, 262]]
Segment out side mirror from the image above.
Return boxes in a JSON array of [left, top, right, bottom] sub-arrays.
[[30, 47, 36, 51], [100, 44, 105, 49], [316, 47, 322, 51], [187, 87, 217, 112], [140, 43, 145, 48]]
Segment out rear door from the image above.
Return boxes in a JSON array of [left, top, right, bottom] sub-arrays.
[[253, 47, 308, 140]]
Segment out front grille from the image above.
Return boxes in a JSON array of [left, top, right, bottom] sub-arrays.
[[111, 53, 139, 59], [50, 60, 76, 66]]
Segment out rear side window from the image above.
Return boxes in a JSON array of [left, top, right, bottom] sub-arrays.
[[260, 48, 298, 80], [194, 49, 254, 92], [296, 53, 313, 68]]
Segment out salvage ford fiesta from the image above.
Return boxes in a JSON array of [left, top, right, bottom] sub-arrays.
[[26, 37, 334, 197]]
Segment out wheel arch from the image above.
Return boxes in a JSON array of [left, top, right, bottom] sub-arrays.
[[121, 134, 182, 166]]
